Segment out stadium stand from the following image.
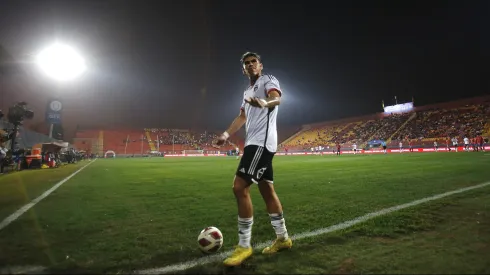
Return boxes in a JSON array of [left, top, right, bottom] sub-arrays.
[[280, 96, 490, 151], [73, 128, 238, 156], [73, 96, 489, 156]]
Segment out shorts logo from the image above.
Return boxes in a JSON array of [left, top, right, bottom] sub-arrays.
[[239, 168, 246, 173], [257, 167, 267, 179], [253, 85, 258, 92]]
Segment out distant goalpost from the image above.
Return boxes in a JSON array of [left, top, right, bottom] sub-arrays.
[[104, 150, 116, 158], [182, 150, 221, 155]]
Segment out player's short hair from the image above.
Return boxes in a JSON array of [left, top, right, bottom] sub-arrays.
[[240, 52, 261, 64]]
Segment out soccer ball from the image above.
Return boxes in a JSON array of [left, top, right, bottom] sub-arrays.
[[197, 226, 223, 253]]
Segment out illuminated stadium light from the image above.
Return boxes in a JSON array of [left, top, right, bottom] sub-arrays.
[[36, 43, 86, 81]]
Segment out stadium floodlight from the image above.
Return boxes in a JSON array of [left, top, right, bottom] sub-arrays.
[[36, 43, 86, 81]]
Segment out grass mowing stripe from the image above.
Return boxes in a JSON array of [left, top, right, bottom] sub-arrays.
[[135, 181, 490, 275], [0, 160, 96, 231]]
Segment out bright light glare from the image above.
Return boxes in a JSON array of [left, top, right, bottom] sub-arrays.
[[36, 44, 86, 81]]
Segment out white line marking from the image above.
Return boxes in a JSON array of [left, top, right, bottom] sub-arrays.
[[0, 265, 47, 274], [0, 160, 96, 231], [135, 181, 490, 274]]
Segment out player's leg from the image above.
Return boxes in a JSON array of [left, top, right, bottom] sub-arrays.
[[256, 159, 292, 254], [233, 175, 254, 244], [223, 147, 257, 266]]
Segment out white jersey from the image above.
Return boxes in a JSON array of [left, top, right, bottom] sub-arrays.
[[241, 74, 282, 152], [464, 137, 469, 144], [352, 144, 357, 150]]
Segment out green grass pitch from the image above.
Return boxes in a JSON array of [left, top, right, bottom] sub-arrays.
[[0, 152, 489, 274]]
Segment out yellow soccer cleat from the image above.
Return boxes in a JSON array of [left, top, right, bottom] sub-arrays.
[[223, 245, 253, 266], [262, 238, 293, 254]]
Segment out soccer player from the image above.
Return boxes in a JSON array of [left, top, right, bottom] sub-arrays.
[[399, 141, 403, 153], [472, 137, 478, 152], [381, 140, 387, 154], [215, 52, 291, 266], [452, 136, 458, 152], [434, 141, 438, 152], [352, 143, 357, 154], [477, 134, 485, 152], [464, 136, 469, 151], [336, 141, 341, 156]]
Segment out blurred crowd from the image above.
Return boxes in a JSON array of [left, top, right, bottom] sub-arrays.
[[283, 103, 490, 150], [145, 128, 227, 150], [395, 104, 490, 140]]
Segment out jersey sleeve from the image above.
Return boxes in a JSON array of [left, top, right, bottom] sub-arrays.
[[264, 75, 282, 96]]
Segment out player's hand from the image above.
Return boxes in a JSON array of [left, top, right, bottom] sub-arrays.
[[213, 132, 229, 148], [245, 97, 267, 108]]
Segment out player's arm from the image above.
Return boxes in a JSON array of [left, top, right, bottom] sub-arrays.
[[246, 90, 282, 108], [225, 109, 246, 136], [215, 109, 246, 146]]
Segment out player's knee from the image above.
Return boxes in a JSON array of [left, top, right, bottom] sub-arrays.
[[232, 184, 249, 198], [258, 181, 276, 199], [232, 176, 250, 197]]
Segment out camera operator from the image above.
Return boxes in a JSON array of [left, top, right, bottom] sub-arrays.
[[0, 143, 7, 174]]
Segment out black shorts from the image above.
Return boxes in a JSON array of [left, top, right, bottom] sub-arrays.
[[382, 146, 387, 150], [236, 145, 274, 184]]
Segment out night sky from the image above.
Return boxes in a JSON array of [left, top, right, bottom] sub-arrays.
[[1, 0, 489, 137]]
